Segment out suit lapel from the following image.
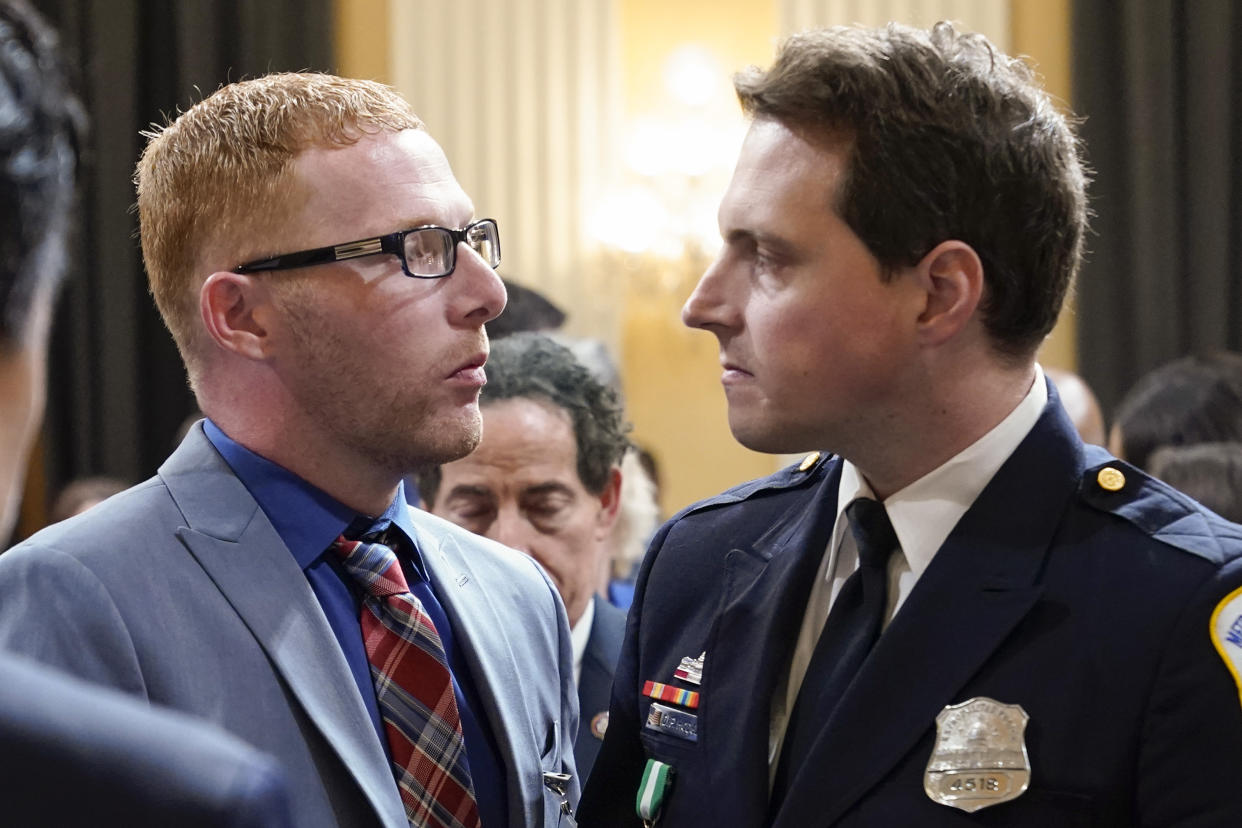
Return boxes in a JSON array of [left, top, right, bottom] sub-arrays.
[[159, 429, 406, 828], [577, 598, 626, 771], [578, 600, 625, 733], [405, 515, 539, 823], [773, 396, 1085, 827], [700, 462, 843, 823]]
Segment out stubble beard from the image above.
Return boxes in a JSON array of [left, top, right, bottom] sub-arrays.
[[279, 297, 484, 479], [330, 390, 484, 478]]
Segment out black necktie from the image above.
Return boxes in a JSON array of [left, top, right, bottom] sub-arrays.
[[772, 497, 898, 802]]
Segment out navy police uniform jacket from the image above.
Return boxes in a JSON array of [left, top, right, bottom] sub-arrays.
[[578, 386, 1242, 827]]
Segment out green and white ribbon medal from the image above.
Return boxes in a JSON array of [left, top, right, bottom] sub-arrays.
[[636, 758, 673, 824]]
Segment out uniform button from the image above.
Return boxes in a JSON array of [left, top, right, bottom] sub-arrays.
[[1097, 466, 1126, 492], [798, 452, 821, 472]]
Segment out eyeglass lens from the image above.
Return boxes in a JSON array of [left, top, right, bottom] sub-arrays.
[[402, 220, 500, 277]]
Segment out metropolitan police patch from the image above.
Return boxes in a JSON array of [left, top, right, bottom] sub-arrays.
[[1209, 586, 1242, 707]]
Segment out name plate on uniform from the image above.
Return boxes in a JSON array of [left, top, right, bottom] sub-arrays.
[[645, 702, 698, 742]]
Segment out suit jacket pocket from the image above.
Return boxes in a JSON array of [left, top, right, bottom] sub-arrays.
[[640, 729, 697, 763]]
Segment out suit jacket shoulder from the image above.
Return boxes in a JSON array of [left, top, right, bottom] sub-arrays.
[[0, 427, 403, 828]]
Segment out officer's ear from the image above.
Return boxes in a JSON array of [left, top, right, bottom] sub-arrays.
[[911, 240, 984, 347], [200, 271, 274, 361]]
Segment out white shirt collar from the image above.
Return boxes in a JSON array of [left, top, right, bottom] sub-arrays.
[[836, 364, 1048, 586], [570, 595, 595, 686]]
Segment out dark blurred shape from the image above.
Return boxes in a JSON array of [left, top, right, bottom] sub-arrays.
[[1110, 351, 1242, 471], [1045, 367, 1106, 446], [49, 475, 128, 523], [486, 278, 566, 339], [1148, 442, 1242, 524]]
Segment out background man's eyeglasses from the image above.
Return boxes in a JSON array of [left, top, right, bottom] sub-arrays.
[[233, 218, 501, 279]]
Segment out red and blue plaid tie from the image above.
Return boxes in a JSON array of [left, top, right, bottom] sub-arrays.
[[332, 534, 482, 828]]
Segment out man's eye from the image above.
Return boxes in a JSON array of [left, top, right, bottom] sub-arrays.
[[447, 501, 493, 527], [524, 498, 569, 528]]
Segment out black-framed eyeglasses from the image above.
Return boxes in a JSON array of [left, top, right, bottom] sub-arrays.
[[233, 218, 501, 279]]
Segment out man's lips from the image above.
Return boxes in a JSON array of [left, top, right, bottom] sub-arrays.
[[448, 353, 488, 383], [721, 360, 753, 381]]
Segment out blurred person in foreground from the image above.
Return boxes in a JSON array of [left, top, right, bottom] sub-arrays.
[[580, 21, 1242, 828], [0, 2, 292, 825], [418, 333, 630, 783], [0, 70, 578, 827]]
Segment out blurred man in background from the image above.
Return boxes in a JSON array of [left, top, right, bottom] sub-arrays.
[[1110, 351, 1242, 471]]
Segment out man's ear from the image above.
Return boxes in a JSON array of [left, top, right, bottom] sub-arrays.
[[200, 271, 272, 360], [912, 240, 984, 347], [594, 465, 624, 538]]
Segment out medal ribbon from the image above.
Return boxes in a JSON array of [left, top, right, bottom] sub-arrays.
[[636, 758, 673, 822]]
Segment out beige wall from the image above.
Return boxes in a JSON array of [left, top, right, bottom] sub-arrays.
[[334, 0, 1076, 516], [615, 0, 784, 515], [333, 0, 390, 84], [1012, 0, 1077, 373]]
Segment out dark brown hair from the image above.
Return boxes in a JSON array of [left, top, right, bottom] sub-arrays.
[[734, 21, 1088, 359]]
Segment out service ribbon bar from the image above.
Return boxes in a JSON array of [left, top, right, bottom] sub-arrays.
[[643, 680, 700, 709]]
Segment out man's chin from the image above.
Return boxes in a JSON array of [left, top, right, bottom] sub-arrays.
[[424, 418, 483, 466], [728, 415, 816, 456]]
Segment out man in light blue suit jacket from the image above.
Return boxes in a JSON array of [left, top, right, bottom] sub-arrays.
[[0, 71, 578, 827], [0, 3, 292, 825]]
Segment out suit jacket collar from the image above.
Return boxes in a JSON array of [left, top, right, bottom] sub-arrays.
[[158, 425, 407, 828], [771, 383, 1084, 826]]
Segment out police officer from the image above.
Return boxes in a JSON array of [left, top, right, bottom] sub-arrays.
[[580, 21, 1242, 828]]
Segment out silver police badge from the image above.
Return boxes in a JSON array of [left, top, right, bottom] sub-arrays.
[[924, 697, 1031, 812]]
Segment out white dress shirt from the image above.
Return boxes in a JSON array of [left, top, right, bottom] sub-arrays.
[[571, 595, 595, 686], [768, 365, 1049, 776]]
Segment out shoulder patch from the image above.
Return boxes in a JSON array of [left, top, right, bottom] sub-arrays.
[[1210, 586, 1242, 707]]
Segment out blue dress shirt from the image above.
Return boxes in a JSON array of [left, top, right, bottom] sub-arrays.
[[204, 420, 509, 827]]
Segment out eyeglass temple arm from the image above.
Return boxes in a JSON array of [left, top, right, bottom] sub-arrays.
[[234, 235, 394, 274]]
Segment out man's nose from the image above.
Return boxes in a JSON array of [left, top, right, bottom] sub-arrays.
[[453, 242, 507, 325], [681, 254, 730, 331], [488, 506, 534, 555]]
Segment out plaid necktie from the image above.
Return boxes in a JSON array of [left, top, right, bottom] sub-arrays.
[[332, 533, 482, 828]]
